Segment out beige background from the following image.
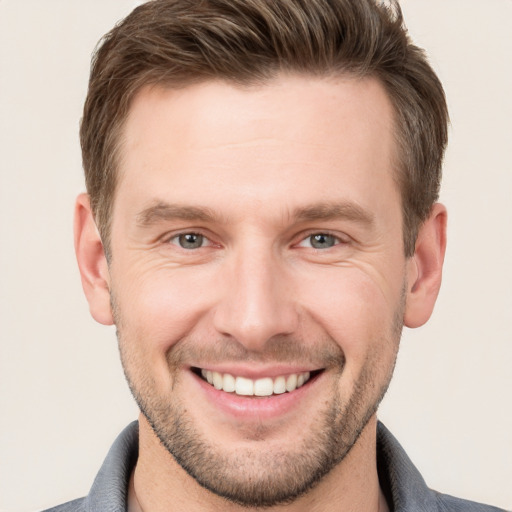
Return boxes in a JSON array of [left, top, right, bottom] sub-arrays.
[[0, 1, 511, 511]]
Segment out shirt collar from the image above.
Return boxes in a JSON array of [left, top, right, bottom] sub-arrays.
[[376, 421, 438, 511], [85, 421, 138, 512], [83, 420, 438, 511]]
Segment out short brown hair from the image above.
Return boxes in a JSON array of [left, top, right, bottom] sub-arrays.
[[81, 0, 448, 257]]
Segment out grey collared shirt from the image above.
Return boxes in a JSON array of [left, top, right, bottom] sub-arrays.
[[43, 421, 507, 512]]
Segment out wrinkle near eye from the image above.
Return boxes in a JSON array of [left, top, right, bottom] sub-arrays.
[[299, 234, 339, 249]]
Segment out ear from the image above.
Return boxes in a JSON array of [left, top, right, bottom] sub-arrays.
[[74, 193, 114, 325], [404, 203, 447, 328]]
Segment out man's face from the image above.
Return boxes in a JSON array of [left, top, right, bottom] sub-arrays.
[[108, 75, 408, 506]]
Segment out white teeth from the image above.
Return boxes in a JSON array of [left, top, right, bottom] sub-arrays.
[[235, 376, 254, 396], [297, 372, 310, 388], [273, 376, 286, 394], [254, 377, 274, 396], [223, 373, 236, 392], [199, 370, 313, 396], [285, 373, 297, 392], [212, 371, 223, 390]]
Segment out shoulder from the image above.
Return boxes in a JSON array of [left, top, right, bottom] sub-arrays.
[[39, 422, 138, 512], [376, 422, 508, 512], [40, 497, 86, 512], [435, 491, 509, 512]]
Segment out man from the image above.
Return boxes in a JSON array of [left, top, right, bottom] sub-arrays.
[[44, 1, 506, 511]]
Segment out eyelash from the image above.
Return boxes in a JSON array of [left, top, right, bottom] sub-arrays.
[[167, 232, 213, 249], [296, 232, 347, 250], [165, 230, 348, 251]]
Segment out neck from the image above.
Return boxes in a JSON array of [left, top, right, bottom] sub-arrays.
[[129, 414, 389, 512]]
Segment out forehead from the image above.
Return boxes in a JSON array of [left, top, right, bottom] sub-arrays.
[[123, 74, 395, 153], [115, 74, 398, 222]]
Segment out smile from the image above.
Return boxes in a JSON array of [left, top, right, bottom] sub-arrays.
[[196, 368, 318, 397]]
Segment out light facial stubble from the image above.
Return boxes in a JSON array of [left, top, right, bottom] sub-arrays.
[[113, 291, 404, 507]]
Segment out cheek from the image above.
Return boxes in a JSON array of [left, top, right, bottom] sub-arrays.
[[298, 266, 404, 361], [112, 262, 218, 352], [113, 265, 221, 394]]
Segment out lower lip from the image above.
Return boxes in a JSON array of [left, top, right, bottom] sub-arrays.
[[190, 371, 323, 421]]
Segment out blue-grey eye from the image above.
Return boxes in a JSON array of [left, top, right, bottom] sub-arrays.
[[177, 233, 204, 249], [309, 233, 337, 249]]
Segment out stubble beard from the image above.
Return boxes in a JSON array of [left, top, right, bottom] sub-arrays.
[[114, 295, 404, 508]]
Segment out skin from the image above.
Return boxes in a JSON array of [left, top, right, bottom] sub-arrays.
[[75, 75, 446, 511]]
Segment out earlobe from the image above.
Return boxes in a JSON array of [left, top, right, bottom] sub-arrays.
[[404, 203, 447, 328], [74, 193, 114, 325]]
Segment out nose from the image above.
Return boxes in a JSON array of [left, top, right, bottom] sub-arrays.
[[213, 245, 299, 352]]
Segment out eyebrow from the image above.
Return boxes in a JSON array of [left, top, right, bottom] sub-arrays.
[[292, 202, 374, 226], [135, 200, 374, 228], [136, 202, 220, 227]]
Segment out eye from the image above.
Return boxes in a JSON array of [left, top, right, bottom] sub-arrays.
[[171, 233, 208, 249], [299, 233, 340, 249]]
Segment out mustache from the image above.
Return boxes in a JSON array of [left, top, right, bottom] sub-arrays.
[[166, 334, 346, 370]]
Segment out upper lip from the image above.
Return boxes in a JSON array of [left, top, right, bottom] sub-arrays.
[[189, 364, 323, 380]]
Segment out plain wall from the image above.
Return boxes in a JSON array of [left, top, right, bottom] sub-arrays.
[[0, 1, 511, 511]]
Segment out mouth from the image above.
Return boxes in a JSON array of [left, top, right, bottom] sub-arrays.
[[192, 367, 324, 397]]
